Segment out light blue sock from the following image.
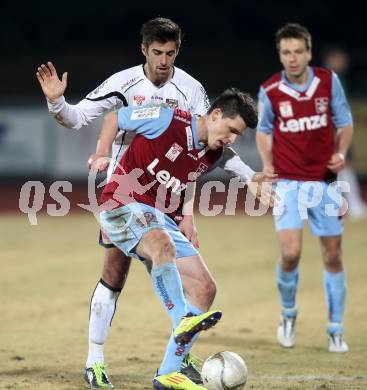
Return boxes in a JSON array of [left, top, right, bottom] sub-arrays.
[[151, 262, 188, 328], [324, 270, 346, 334], [158, 302, 204, 375], [276, 264, 299, 317]]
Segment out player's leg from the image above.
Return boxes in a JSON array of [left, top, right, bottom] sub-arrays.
[[308, 181, 348, 352], [136, 229, 220, 337], [85, 246, 131, 388], [273, 180, 303, 347], [319, 235, 348, 352], [100, 204, 220, 389], [158, 254, 217, 382], [276, 229, 302, 347]]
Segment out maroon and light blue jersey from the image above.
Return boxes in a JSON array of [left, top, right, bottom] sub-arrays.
[[257, 67, 352, 181], [100, 105, 223, 219]]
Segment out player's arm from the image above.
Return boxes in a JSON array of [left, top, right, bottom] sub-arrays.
[[88, 112, 119, 172], [255, 87, 276, 174], [328, 72, 354, 173], [219, 147, 278, 207], [178, 198, 199, 248], [256, 132, 274, 174], [36, 61, 123, 129]]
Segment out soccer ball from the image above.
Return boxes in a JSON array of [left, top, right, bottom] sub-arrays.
[[201, 351, 248, 390]]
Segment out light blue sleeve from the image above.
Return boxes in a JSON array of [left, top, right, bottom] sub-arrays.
[[331, 72, 353, 128], [117, 105, 174, 139], [257, 87, 275, 134]]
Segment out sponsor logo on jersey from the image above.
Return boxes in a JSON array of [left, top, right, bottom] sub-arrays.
[[133, 95, 146, 106], [150, 96, 163, 104], [165, 143, 183, 162], [121, 76, 140, 91], [174, 115, 191, 125], [315, 97, 329, 114], [147, 158, 187, 195], [279, 113, 328, 132], [279, 101, 294, 118], [165, 98, 178, 108], [131, 106, 160, 120], [87, 80, 109, 98]]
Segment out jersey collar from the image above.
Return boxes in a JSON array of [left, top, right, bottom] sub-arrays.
[[191, 116, 205, 150], [281, 66, 314, 93], [141, 64, 176, 89]]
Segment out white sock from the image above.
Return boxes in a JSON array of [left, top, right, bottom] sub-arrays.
[[86, 280, 121, 368]]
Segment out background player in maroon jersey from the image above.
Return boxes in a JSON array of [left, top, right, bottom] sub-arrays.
[[256, 23, 353, 352]]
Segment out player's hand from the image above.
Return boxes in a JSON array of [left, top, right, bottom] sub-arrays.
[[248, 172, 279, 208], [36, 61, 68, 101], [177, 214, 200, 248], [88, 153, 111, 172], [251, 171, 278, 184], [327, 152, 345, 173]]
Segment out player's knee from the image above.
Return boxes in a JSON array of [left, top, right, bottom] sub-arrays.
[[197, 275, 217, 303], [323, 248, 342, 267], [281, 251, 301, 269], [205, 277, 217, 302]]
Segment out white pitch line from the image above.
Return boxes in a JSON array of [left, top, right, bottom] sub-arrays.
[[249, 375, 367, 382]]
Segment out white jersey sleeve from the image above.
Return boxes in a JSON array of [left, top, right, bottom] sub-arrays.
[[47, 72, 129, 130], [189, 82, 210, 116]]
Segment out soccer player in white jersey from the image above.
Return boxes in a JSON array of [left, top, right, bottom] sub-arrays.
[[36, 17, 213, 388], [36, 17, 267, 389]]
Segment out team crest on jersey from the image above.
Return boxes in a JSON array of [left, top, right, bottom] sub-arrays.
[[315, 97, 329, 114], [166, 98, 178, 108], [131, 106, 160, 120], [279, 101, 293, 118], [191, 162, 208, 180], [133, 95, 146, 106], [165, 142, 183, 162]]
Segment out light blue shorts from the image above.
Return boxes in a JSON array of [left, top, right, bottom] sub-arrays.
[[273, 180, 344, 236], [99, 203, 198, 261]]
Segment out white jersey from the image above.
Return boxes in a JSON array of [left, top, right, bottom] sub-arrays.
[[47, 64, 209, 177], [47, 65, 255, 184]]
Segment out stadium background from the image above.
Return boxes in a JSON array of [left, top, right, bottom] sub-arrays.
[[1, 2, 367, 389]]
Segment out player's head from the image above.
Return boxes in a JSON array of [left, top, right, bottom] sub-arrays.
[[276, 23, 312, 81], [141, 17, 181, 84], [205, 88, 258, 150]]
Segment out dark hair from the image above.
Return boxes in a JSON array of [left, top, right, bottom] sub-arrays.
[[141, 17, 181, 48], [208, 88, 258, 129], [275, 23, 312, 51]]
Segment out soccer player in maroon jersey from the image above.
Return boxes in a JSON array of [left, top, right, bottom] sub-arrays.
[[37, 18, 215, 387], [98, 88, 276, 389], [256, 23, 353, 352]]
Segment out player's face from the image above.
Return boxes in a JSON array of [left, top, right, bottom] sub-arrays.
[[207, 109, 246, 150], [142, 41, 179, 84], [279, 38, 311, 83]]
